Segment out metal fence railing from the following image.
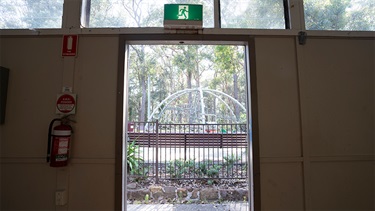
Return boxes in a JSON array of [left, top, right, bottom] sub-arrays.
[[127, 121, 248, 183]]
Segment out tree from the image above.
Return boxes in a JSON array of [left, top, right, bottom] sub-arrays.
[[220, 0, 285, 29], [121, 0, 161, 123], [304, 0, 349, 30], [345, 0, 375, 31], [213, 45, 246, 122], [24, 0, 63, 28], [172, 45, 205, 123], [89, 0, 125, 27], [304, 0, 374, 31], [128, 44, 247, 124], [0, 0, 63, 29]]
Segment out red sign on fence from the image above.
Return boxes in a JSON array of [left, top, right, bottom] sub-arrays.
[[62, 35, 78, 57]]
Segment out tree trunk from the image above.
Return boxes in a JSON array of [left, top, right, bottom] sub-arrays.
[[187, 70, 193, 123], [137, 46, 147, 127], [233, 73, 240, 122]]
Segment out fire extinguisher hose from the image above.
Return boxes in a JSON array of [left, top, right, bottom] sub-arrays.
[[47, 118, 61, 163]]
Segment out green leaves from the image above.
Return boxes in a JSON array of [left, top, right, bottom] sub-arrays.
[[128, 44, 248, 124], [304, 0, 374, 31], [127, 141, 144, 174], [223, 154, 240, 170], [0, 0, 63, 29], [167, 159, 227, 179]]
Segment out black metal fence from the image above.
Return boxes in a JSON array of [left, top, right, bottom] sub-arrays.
[[127, 121, 248, 183]]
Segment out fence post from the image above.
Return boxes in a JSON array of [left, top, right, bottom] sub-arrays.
[[184, 134, 187, 161], [155, 120, 159, 184]]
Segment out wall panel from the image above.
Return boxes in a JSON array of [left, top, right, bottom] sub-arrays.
[[299, 39, 374, 157], [72, 36, 119, 159], [298, 38, 374, 210], [260, 162, 304, 210], [69, 163, 115, 211], [0, 35, 373, 211], [254, 37, 302, 158], [310, 161, 374, 210], [1, 163, 56, 210], [0, 37, 62, 157]]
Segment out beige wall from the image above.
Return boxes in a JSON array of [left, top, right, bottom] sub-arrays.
[[255, 37, 374, 210], [0, 35, 118, 210], [0, 35, 374, 210]]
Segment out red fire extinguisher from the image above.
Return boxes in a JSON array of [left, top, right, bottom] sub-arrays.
[[47, 117, 73, 167]]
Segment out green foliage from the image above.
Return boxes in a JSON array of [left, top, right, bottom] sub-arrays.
[[304, 0, 349, 30], [304, 0, 374, 31], [197, 160, 221, 178], [128, 44, 248, 124], [130, 165, 149, 181], [1, 0, 373, 31], [223, 154, 240, 170], [166, 159, 226, 179], [89, 0, 214, 28], [127, 141, 143, 174], [184, 159, 196, 171], [197, 162, 208, 176], [167, 159, 196, 179], [206, 165, 221, 177], [0, 0, 63, 29], [213, 45, 246, 122], [220, 0, 285, 29]]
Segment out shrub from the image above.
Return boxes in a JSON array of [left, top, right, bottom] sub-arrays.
[[127, 141, 143, 173]]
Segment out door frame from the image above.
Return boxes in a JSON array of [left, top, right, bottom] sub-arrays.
[[115, 34, 260, 211]]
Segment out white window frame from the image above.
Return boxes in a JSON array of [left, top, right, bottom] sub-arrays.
[[0, 1, 373, 43]]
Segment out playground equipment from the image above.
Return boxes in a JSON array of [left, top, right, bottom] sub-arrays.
[[147, 87, 246, 124]]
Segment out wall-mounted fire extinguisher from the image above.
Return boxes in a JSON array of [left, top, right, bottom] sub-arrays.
[[47, 116, 73, 167]]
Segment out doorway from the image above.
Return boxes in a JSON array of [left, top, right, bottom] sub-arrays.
[[116, 34, 259, 211]]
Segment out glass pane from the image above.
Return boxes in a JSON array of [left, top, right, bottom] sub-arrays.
[[304, 0, 375, 31], [220, 0, 286, 29], [88, 0, 214, 28], [0, 0, 63, 29]]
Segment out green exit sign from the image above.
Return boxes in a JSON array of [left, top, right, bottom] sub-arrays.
[[164, 4, 203, 29]]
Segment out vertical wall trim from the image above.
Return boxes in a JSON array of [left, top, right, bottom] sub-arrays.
[[62, 0, 82, 29], [80, 0, 91, 27], [214, 0, 221, 28], [248, 37, 261, 211], [283, 0, 291, 29], [115, 35, 126, 211], [62, 58, 75, 89], [294, 36, 311, 210], [288, 0, 306, 30], [373, 36, 375, 211]]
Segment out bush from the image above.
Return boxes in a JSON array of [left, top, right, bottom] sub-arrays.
[[127, 141, 143, 173]]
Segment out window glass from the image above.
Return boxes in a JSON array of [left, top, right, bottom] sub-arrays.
[[304, 0, 375, 31], [0, 0, 63, 29], [220, 0, 286, 29], [87, 0, 214, 28]]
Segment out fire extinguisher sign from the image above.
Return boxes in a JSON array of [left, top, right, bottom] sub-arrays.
[[56, 93, 76, 115], [62, 35, 78, 57]]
